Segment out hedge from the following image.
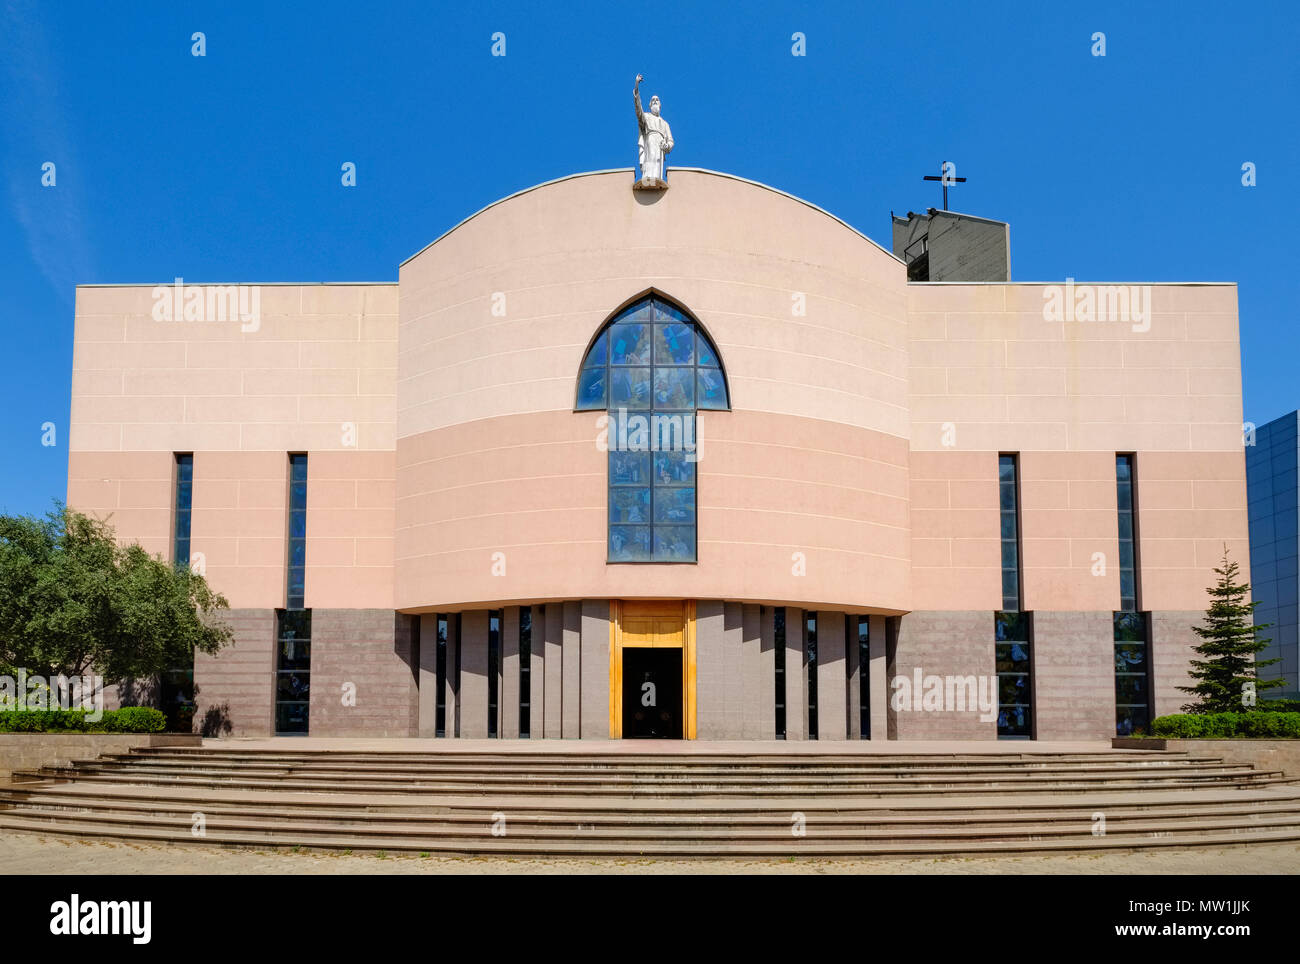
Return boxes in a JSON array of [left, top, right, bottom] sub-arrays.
[[1150, 711, 1300, 739], [0, 707, 167, 734]]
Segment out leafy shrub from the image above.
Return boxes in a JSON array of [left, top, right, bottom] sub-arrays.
[[102, 706, 166, 733], [1258, 698, 1300, 713], [1150, 711, 1300, 739], [0, 706, 168, 734]]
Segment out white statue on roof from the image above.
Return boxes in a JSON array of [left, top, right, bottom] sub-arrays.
[[633, 74, 673, 188]]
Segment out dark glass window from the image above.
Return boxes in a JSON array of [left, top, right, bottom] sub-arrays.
[[995, 610, 1032, 738], [173, 454, 193, 568], [998, 455, 1021, 610], [275, 609, 311, 735], [1114, 611, 1151, 736], [1116, 455, 1138, 611], [806, 612, 818, 739], [519, 607, 532, 739], [773, 607, 786, 739], [578, 296, 729, 563], [164, 454, 196, 731], [287, 454, 308, 610], [435, 615, 448, 738], [488, 611, 501, 738], [857, 615, 870, 739]]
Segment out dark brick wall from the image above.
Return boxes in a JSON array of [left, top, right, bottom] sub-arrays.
[[309, 609, 418, 737], [889, 610, 997, 740], [194, 608, 276, 737], [1151, 610, 1204, 717], [1033, 610, 1114, 740]]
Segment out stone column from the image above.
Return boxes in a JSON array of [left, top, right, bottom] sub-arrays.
[[446, 614, 460, 737], [459, 610, 489, 739], [544, 604, 564, 738], [847, 614, 862, 740], [742, 604, 772, 740], [529, 607, 544, 739], [580, 600, 610, 738], [561, 602, 582, 738], [868, 614, 888, 740], [816, 611, 847, 740], [785, 608, 806, 740], [502, 606, 520, 738], [694, 601, 727, 739], [418, 614, 439, 737]]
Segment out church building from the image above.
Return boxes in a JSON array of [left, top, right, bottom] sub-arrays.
[[66, 164, 1248, 741]]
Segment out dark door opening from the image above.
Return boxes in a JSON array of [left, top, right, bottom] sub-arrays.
[[621, 648, 683, 739]]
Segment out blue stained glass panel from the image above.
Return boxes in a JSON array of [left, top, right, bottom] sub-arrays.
[[654, 487, 695, 524], [610, 451, 651, 485], [697, 370, 728, 408], [653, 451, 696, 485], [576, 367, 606, 410], [654, 323, 694, 365], [609, 525, 652, 561], [584, 331, 608, 368], [653, 367, 694, 409], [610, 324, 651, 365], [610, 368, 651, 409], [653, 526, 696, 562], [610, 487, 651, 524]]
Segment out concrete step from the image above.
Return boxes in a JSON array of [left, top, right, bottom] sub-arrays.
[[7, 745, 1293, 857], [20, 759, 1290, 790], [0, 810, 1294, 857], [7, 791, 1299, 832], [83, 757, 1265, 779]]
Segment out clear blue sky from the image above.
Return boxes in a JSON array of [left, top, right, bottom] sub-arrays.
[[1, 0, 1296, 515]]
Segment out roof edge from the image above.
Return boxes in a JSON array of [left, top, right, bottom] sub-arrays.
[[399, 167, 903, 267]]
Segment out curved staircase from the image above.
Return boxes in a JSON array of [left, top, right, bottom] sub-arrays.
[[1, 746, 1297, 857]]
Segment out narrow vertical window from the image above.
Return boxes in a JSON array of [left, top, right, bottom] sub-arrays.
[[276, 454, 310, 735], [173, 454, 193, 568], [286, 454, 307, 610], [163, 454, 196, 731], [435, 615, 448, 738], [998, 455, 1021, 610], [1114, 612, 1150, 735], [995, 611, 1032, 738], [1114, 455, 1150, 735], [488, 610, 501, 738], [519, 606, 532, 738], [774, 607, 786, 739], [1116, 455, 1138, 611], [995, 454, 1031, 738], [274, 610, 311, 735], [857, 615, 870, 739], [805, 612, 818, 739]]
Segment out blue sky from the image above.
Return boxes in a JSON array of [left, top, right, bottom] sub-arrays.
[[1, 0, 1296, 515]]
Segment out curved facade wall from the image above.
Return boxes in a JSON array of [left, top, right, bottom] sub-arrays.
[[396, 170, 913, 613]]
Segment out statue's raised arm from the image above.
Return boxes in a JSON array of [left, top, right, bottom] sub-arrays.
[[633, 73, 647, 133]]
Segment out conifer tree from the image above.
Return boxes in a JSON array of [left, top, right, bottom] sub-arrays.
[[1179, 548, 1282, 713]]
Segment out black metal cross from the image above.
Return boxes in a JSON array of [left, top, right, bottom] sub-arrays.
[[922, 161, 967, 210]]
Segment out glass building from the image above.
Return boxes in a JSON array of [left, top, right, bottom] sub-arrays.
[[1247, 411, 1300, 699]]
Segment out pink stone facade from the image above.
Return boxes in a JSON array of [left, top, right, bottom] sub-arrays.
[[67, 170, 1247, 740]]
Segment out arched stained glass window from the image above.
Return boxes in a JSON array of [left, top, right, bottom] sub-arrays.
[[575, 295, 730, 563]]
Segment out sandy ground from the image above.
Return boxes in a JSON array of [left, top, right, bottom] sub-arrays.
[[2, 832, 1296, 874]]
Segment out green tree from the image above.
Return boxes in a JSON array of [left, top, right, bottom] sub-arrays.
[[1179, 548, 1282, 713], [0, 504, 231, 683]]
